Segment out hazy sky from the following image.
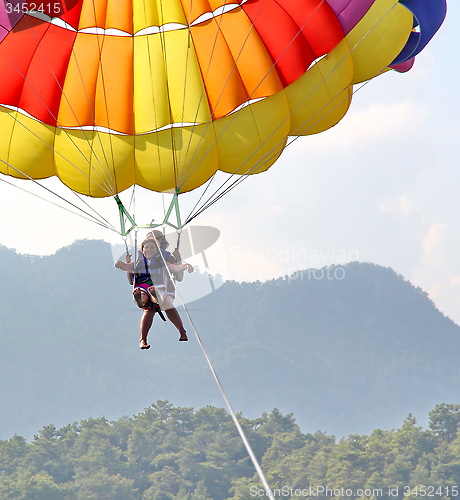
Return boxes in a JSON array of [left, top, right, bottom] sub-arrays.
[[1, 2, 458, 323]]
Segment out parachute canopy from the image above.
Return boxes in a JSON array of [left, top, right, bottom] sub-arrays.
[[0, 0, 447, 198]]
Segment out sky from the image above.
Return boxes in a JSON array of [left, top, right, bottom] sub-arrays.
[[1, 2, 459, 324]]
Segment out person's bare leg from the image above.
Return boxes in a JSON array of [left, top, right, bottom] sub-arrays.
[[133, 288, 143, 308], [140, 309, 155, 349], [147, 286, 159, 303], [164, 307, 188, 341]]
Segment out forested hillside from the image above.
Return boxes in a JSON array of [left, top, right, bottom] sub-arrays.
[[0, 401, 459, 499], [0, 240, 459, 440]]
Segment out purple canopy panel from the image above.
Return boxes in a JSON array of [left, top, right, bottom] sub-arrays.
[[0, 1, 24, 42], [325, 0, 374, 35]]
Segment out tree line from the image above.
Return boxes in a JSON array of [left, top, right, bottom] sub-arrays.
[[0, 402, 459, 500]]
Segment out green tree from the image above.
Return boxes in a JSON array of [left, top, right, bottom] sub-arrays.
[[429, 404, 460, 443], [0, 435, 28, 475], [144, 466, 183, 499], [306, 449, 332, 487], [390, 414, 433, 473], [0, 470, 63, 500], [190, 480, 212, 500], [366, 429, 394, 473], [410, 456, 432, 485], [2, 401, 460, 500], [68, 469, 136, 500], [326, 435, 369, 491], [431, 434, 460, 485]]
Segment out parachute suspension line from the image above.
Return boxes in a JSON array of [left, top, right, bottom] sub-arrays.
[[60, 4, 121, 195], [1, 73, 120, 222], [2, 107, 114, 197], [184, 70, 385, 222], [185, 171, 256, 226], [2, 14, 118, 197], [176, 0, 328, 194], [3, 13, 117, 197], [156, 0, 227, 196], [138, 0, 174, 228], [173, 9, 249, 192], [184, 77, 371, 223], [275, 66, 391, 152], [0, 172, 117, 232], [90, 2, 120, 194], [133, 229, 139, 293], [2, 102, 114, 197], [143, 17, 179, 220], [65, 188, 116, 230], [174, 8, 229, 191], [19, 126, 118, 228], [148, 232, 275, 500], [168, 11, 247, 214], [123, 236, 130, 260], [156, 0, 182, 196], [146, 0, 262, 199], [53, 2, 119, 194], [172, 12, 192, 190], [174, 4, 262, 215], [188, 75, 385, 219], [122, 232, 135, 292], [178, 0, 335, 220], [183, 1, 404, 224], [188, 4, 401, 222], [0, 157, 117, 231]]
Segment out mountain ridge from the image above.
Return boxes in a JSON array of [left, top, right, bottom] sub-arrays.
[[0, 240, 458, 440]]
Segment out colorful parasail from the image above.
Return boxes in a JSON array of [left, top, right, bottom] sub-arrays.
[[0, 0, 447, 199]]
